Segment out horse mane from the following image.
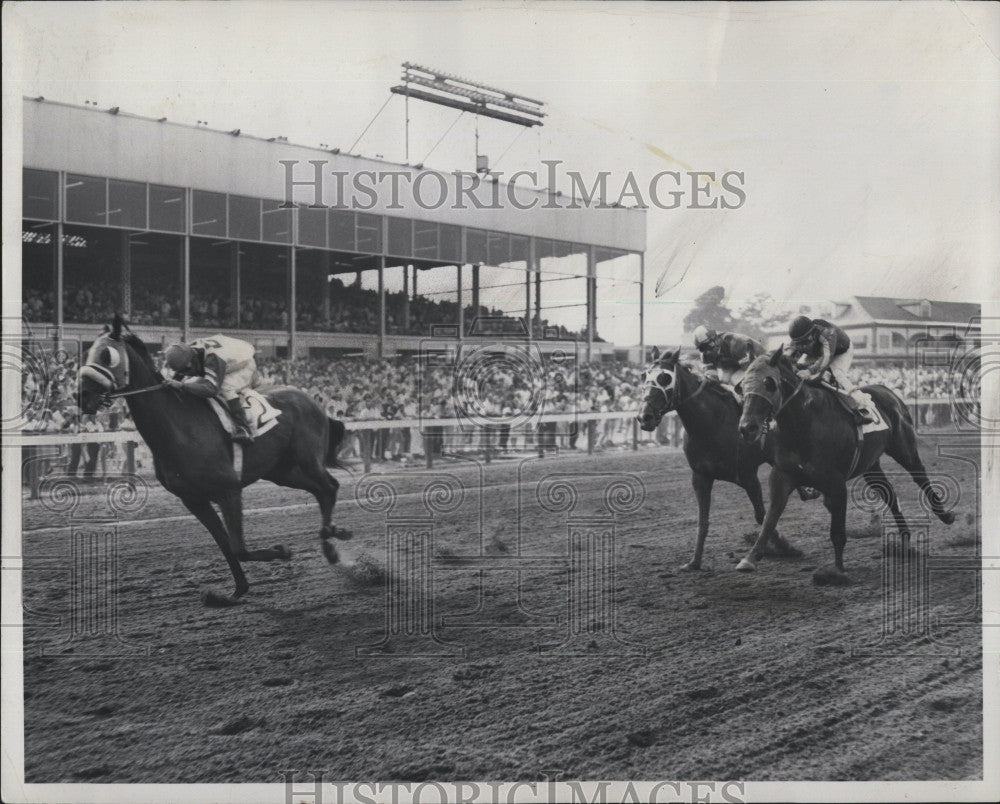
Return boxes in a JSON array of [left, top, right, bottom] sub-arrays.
[[122, 332, 155, 372]]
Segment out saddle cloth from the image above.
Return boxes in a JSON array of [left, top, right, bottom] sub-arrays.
[[850, 389, 889, 435], [208, 389, 281, 439]]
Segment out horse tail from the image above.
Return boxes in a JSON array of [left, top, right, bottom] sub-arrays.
[[325, 417, 350, 471]]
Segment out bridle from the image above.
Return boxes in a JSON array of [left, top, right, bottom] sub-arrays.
[[742, 367, 806, 443], [80, 336, 166, 407], [641, 363, 709, 415]]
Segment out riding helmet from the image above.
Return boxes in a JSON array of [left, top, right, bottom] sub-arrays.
[[164, 343, 196, 371], [788, 315, 814, 340], [693, 325, 717, 348]]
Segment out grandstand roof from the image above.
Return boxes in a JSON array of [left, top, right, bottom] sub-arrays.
[[849, 296, 981, 325]]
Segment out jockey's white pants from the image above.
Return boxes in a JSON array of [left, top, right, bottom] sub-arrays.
[[219, 361, 260, 401], [718, 366, 745, 387], [827, 345, 855, 393]]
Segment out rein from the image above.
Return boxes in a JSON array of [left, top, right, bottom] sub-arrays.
[[107, 383, 167, 399]]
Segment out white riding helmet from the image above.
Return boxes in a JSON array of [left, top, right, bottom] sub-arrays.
[[693, 326, 717, 349]]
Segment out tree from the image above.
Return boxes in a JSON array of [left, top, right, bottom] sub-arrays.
[[734, 292, 795, 341], [683, 285, 734, 333]]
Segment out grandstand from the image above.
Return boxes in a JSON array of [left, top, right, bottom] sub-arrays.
[[20, 97, 645, 362]]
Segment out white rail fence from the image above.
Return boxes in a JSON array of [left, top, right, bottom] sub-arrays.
[[14, 398, 975, 499]]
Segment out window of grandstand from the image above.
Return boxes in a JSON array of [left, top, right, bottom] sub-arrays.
[[65, 174, 107, 226], [262, 200, 292, 244], [461, 232, 530, 337], [148, 184, 186, 233], [297, 205, 327, 248], [355, 213, 382, 253], [852, 333, 868, 350], [23, 169, 59, 221], [240, 243, 289, 329], [63, 224, 122, 322], [329, 209, 355, 251], [228, 195, 262, 241], [107, 180, 147, 229], [130, 232, 182, 326], [192, 190, 227, 238]]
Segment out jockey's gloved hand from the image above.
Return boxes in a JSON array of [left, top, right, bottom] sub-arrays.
[[796, 369, 814, 380]]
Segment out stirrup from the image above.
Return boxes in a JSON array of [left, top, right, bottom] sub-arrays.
[[232, 427, 254, 444]]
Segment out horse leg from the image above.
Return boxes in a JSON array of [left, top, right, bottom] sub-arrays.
[[681, 472, 712, 571], [885, 420, 955, 525], [274, 463, 351, 565], [180, 497, 248, 606], [217, 489, 291, 562], [736, 468, 795, 572], [742, 470, 800, 558], [862, 462, 910, 542], [813, 483, 852, 585]]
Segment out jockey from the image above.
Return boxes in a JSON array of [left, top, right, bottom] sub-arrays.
[[693, 325, 763, 393], [163, 334, 259, 444], [787, 316, 874, 424]]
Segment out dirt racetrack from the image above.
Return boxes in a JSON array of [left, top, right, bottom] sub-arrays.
[[20, 434, 983, 783]]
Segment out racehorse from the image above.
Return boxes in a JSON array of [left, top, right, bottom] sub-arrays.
[[78, 315, 352, 606], [737, 347, 955, 584], [636, 346, 801, 570]]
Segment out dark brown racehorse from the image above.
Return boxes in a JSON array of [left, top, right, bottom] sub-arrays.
[[737, 348, 955, 584], [636, 346, 801, 570], [78, 315, 352, 606]]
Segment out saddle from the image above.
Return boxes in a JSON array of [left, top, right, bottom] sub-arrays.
[[208, 390, 282, 439]]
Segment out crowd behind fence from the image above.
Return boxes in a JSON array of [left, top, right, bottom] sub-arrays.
[[18, 349, 979, 495]]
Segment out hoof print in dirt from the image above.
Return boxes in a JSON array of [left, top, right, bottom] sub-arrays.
[[626, 729, 657, 748], [686, 685, 720, 701], [385, 761, 455, 782], [812, 567, 852, 586], [211, 715, 264, 735], [261, 676, 293, 688], [381, 684, 415, 698], [926, 694, 969, 713]]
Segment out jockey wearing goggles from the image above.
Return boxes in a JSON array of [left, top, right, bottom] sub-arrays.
[[163, 334, 260, 444]]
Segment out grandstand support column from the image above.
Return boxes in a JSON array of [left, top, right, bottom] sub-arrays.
[[288, 245, 297, 360], [54, 219, 64, 334], [230, 243, 241, 328], [526, 237, 535, 342], [120, 230, 132, 319], [535, 258, 542, 341], [587, 246, 595, 363], [639, 252, 645, 361], [471, 263, 480, 321], [323, 252, 331, 328], [457, 264, 464, 341], [378, 254, 386, 359], [182, 239, 190, 342]]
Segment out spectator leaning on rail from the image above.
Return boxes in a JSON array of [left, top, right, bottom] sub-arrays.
[[692, 325, 763, 394], [162, 334, 260, 444], [786, 315, 874, 425]]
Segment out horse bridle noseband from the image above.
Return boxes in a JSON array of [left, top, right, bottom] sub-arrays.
[[742, 371, 806, 430]]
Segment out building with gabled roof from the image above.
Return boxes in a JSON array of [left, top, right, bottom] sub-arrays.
[[764, 296, 982, 360]]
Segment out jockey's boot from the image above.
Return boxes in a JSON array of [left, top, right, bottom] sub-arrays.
[[844, 394, 875, 425], [226, 397, 254, 444]]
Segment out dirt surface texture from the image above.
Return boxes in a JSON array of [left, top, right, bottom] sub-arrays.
[[20, 435, 982, 783]]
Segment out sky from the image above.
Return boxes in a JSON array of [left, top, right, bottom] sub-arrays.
[[4, 1, 998, 346]]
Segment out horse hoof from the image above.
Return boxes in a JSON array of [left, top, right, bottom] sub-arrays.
[[940, 511, 956, 525], [322, 541, 339, 565], [735, 558, 757, 572], [201, 589, 242, 608], [321, 525, 353, 542], [274, 544, 292, 560], [679, 561, 702, 572], [812, 567, 852, 586]]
